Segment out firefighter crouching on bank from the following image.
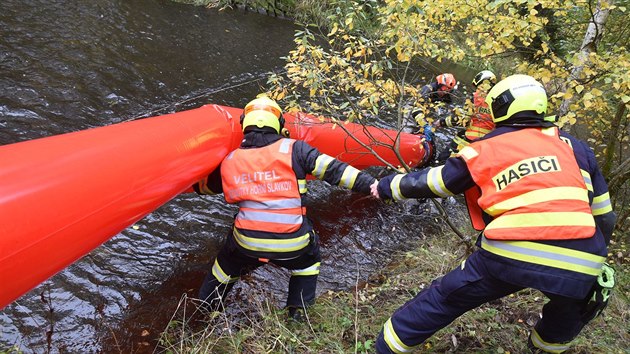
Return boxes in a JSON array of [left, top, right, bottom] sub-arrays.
[[371, 74, 616, 353], [192, 95, 377, 320]]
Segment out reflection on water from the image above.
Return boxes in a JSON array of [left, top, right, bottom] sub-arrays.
[[0, 0, 469, 352]]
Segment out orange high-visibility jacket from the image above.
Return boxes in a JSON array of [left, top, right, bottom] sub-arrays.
[[458, 127, 596, 240], [221, 139, 303, 233], [465, 91, 495, 141]]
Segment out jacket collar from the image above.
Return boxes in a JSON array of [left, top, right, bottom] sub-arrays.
[[241, 130, 283, 148]]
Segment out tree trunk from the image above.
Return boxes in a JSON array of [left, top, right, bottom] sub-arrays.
[[601, 101, 626, 178], [559, 0, 612, 117]]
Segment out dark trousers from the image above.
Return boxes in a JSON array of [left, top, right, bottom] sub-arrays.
[[376, 251, 592, 353], [198, 231, 321, 312]]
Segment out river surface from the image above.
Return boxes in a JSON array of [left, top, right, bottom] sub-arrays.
[[0, 1, 468, 352]]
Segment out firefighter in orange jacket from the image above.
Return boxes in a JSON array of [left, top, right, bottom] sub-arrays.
[[434, 70, 495, 137], [372, 75, 616, 353], [193, 96, 377, 319], [465, 70, 496, 141], [433, 70, 497, 162]]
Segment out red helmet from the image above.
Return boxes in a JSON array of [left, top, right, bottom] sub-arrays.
[[436, 73, 456, 90]]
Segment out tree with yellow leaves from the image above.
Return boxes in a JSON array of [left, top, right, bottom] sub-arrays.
[[269, 0, 629, 231]]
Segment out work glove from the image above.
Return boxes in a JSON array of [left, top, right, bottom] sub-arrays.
[[423, 124, 434, 142], [581, 263, 615, 323]]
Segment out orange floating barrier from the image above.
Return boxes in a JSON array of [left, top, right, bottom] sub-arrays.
[[0, 105, 238, 309], [283, 111, 431, 170], [0, 104, 431, 309]]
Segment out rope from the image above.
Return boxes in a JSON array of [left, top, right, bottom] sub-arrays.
[[124, 69, 287, 122]]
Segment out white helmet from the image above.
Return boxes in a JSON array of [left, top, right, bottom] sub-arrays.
[[472, 70, 497, 88]]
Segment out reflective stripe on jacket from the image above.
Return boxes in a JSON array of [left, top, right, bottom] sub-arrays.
[[479, 234, 605, 276], [222, 138, 304, 233], [232, 227, 311, 254], [458, 127, 596, 241]]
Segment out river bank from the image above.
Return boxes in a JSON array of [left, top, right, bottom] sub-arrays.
[[157, 210, 629, 352]]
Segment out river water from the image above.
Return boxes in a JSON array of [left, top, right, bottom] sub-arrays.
[[0, 1, 468, 352]]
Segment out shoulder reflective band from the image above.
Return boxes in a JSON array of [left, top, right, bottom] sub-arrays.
[[279, 138, 292, 153], [481, 235, 605, 276], [458, 146, 479, 160], [541, 127, 557, 137]]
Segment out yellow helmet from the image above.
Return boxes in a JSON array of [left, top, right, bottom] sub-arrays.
[[241, 96, 283, 133], [485, 74, 547, 124]]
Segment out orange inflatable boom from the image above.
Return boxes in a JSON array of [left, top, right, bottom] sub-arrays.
[[283, 111, 431, 170], [0, 105, 239, 309], [0, 104, 431, 309]]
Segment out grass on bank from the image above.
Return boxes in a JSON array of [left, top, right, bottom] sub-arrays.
[[157, 229, 629, 353]]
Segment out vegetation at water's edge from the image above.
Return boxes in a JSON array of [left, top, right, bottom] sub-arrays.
[[156, 225, 629, 353], [172, 0, 349, 24]]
